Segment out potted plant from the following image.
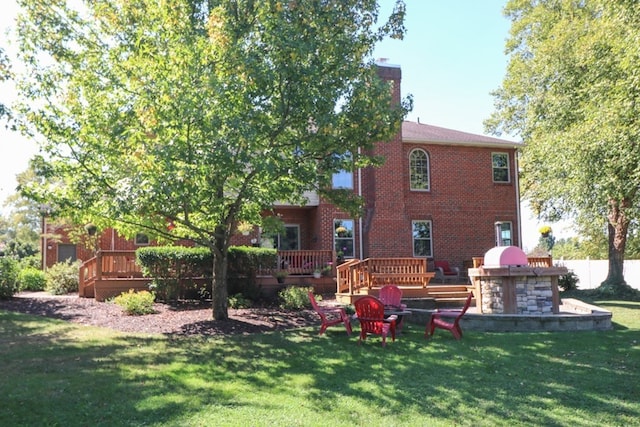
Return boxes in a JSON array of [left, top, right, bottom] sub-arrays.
[[313, 268, 322, 279], [274, 270, 288, 284], [322, 263, 333, 277], [237, 221, 253, 236]]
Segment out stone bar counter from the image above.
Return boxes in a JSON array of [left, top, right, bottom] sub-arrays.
[[468, 265, 568, 315]]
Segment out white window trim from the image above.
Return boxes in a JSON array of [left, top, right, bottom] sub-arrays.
[[409, 148, 430, 191], [332, 170, 354, 189], [497, 221, 513, 246], [412, 220, 433, 258], [492, 152, 511, 183], [334, 219, 355, 259]]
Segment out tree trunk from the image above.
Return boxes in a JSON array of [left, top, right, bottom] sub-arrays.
[[603, 198, 630, 287], [211, 231, 229, 321]]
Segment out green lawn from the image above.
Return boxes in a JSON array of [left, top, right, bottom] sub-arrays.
[[1, 299, 639, 427]]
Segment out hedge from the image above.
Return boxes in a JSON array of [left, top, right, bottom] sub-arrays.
[[136, 246, 277, 301]]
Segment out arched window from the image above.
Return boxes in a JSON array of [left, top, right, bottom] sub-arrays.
[[410, 149, 430, 191]]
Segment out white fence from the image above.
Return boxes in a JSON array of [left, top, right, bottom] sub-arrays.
[[558, 259, 640, 290]]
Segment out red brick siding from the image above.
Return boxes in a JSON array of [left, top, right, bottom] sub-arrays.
[[401, 144, 519, 268], [43, 65, 519, 275]]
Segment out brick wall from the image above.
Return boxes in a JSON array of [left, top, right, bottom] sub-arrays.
[[42, 64, 519, 276]]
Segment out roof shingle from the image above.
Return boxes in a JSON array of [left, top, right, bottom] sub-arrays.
[[402, 121, 521, 147]]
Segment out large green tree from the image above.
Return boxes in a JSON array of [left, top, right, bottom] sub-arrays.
[[487, 0, 640, 290], [0, 164, 43, 260], [13, 0, 411, 319]]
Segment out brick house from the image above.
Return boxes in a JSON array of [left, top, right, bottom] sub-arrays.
[[41, 64, 522, 274]]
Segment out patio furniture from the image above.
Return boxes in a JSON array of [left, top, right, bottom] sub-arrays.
[[434, 260, 461, 283], [308, 292, 352, 336], [354, 296, 397, 347], [425, 291, 473, 340], [379, 285, 408, 331], [378, 285, 407, 310]]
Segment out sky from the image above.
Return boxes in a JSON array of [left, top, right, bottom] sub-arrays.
[[0, 0, 566, 250]]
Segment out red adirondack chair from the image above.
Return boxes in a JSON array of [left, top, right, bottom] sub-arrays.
[[308, 292, 352, 336], [425, 291, 473, 340], [378, 285, 407, 310], [378, 285, 408, 330], [354, 296, 397, 346]]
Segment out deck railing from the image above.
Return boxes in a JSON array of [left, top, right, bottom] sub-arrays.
[[472, 256, 553, 268], [80, 249, 336, 296], [336, 257, 433, 294], [260, 250, 336, 276], [79, 255, 98, 297], [79, 250, 144, 297]]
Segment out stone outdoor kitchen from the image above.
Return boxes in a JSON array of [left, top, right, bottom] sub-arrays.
[[469, 245, 566, 315]]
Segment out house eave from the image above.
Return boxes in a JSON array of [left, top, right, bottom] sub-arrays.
[[402, 137, 523, 149]]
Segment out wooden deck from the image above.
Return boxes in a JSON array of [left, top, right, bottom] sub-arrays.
[[335, 257, 441, 304], [78, 252, 552, 304], [79, 249, 338, 301], [336, 283, 473, 305], [79, 251, 151, 301], [334, 256, 553, 305]]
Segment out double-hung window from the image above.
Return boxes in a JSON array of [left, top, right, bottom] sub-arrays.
[[497, 222, 513, 246], [412, 220, 433, 257], [334, 219, 355, 259], [492, 152, 510, 183], [332, 151, 354, 189]]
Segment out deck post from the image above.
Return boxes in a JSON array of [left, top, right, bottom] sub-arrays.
[[96, 250, 102, 282]]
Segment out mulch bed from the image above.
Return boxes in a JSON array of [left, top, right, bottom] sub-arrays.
[[0, 292, 321, 336]]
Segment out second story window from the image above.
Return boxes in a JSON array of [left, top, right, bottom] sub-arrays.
[[331, 151, 354, 189], [410, 149, 430, 191], [332, 170, 353, 189], [492, 152, 510, 183]]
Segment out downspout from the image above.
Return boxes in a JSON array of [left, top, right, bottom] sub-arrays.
[[42, 216, 47, 271], [514, 148, 523, 249], [358, 148, 364, 260]]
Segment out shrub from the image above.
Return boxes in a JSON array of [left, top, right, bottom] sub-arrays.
[[222, 246, 273, 301], [228, 293, 252, 309], [113, 289, 156, 315], [137, 245, 274, 301], [137, 246, 212, 300], [558, 270, 579, 292], [18, 267, 47, 291], [19, 255, 41, 270], [278, 286, 313, 310], [0, 257, 19, 299], [45, 260, 81, 295]]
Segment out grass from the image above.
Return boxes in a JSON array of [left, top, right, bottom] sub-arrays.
[[1, 295, 639, 426]]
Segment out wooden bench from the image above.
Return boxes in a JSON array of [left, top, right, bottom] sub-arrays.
[[369, 272, 435, 288]]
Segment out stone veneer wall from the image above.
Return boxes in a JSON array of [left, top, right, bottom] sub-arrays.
[[480, 275, 554, 314], [516, 276, 554, 314], [480, 277, 504, 313]]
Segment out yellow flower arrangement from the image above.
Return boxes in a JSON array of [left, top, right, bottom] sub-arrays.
[[539, 225, 552, 235], [335, 226, 347, 235]]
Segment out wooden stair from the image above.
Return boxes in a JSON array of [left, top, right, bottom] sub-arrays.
[[426, 284, 474, 308], [335, 283, 473, 306]]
